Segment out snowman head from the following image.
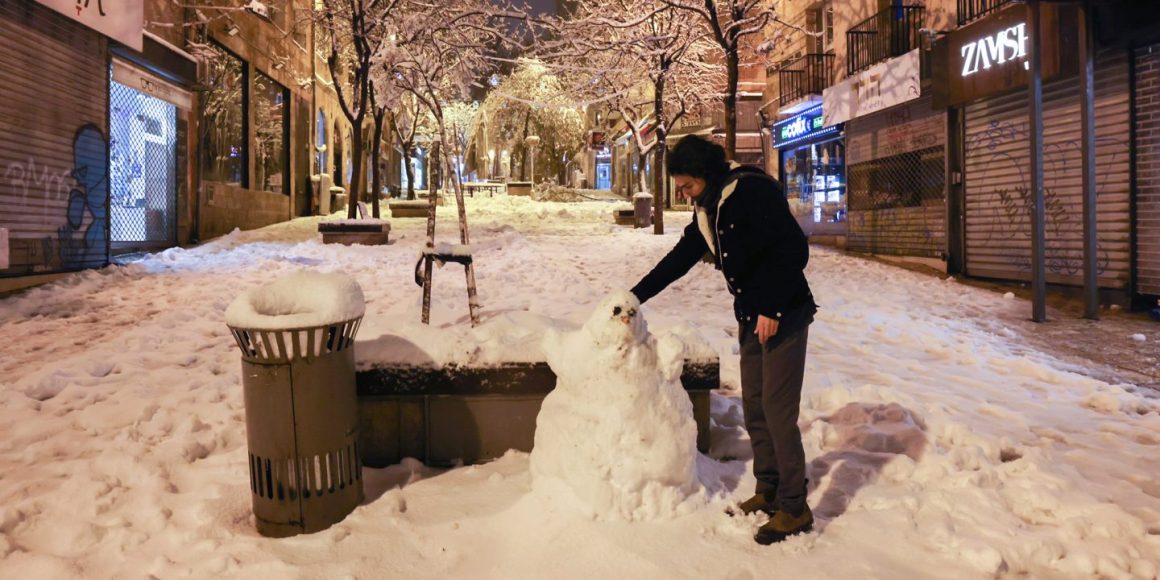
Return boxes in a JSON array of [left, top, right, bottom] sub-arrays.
[[582, 290, 648, 348]]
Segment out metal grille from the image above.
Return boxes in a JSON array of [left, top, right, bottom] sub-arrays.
[[110, 79, 177, 247], [849, 146, 944, 211], [848, 145, 946, 257]]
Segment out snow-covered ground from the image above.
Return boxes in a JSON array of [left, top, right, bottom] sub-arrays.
[[1, 195, 1158, 579]]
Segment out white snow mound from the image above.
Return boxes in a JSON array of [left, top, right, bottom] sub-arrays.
[[225, 270, 365, 330], [531, 290, 705, 520]]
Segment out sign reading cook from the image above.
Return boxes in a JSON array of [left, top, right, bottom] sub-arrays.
[[938, 3, 1076, 107]]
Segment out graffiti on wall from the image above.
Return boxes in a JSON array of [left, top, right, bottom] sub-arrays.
[[965, 119, 1127, 278], [58, 124, 109, 268], [1, 123, 109, 272]]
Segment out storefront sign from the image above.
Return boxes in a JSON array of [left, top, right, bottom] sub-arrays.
[[847, 101, 945, 165], [35, 0, 143, 51], [823, 49, 921, 127], [772, 106, 839, 148], [935, 3, 1076, 107], [960, 23, 1028, 77], [112, 60, 192, 110]]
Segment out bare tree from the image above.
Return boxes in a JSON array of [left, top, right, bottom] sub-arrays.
[[658, 0, 776, 160], [481, 60, 585, 185], [315, 0, 399, 219], [534, 0, 721, 233], [372, 0, 512, 325], [389, 93, 435, 199]]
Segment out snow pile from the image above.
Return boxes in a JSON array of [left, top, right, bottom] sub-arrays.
[[224, 270, 365, 330], [531, 291, 705, 520]]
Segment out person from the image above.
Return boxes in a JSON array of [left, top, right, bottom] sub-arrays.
[[629, 135, 817, 545]]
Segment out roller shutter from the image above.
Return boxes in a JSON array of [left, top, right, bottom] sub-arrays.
[[0, 0, 109, 276], [847, 96, 948, 259], [963, 49, 1131, 288]]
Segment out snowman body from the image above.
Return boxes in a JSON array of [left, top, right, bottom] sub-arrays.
[[531, 291, 703, 520]]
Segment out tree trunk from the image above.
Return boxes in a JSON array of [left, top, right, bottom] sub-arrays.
[[520, 111, 531, 181], [653, 74, 666, 235], [348, 123, 364, 219], [431, 140, 442, 195], [404, 143, 416, 200], [371, 110, 384, 218], [724, 49, 739, 161]]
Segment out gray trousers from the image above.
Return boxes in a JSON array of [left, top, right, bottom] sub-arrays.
[[738, 321, 809, 513]]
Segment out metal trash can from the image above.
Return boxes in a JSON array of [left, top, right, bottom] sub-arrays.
[[633, 192, 653, 229], [227, 315, 365, 537]]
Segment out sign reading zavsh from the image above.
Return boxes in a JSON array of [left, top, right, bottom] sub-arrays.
[[937, 3, 1077, 107], [960, 23, 1028, 77]]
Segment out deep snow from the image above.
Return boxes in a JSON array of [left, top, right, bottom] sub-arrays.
[[0, 194, 1158, 579]]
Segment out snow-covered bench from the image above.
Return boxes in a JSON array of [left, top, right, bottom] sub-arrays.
[[317, 219, 391, 246], [355, 359, 718, 467]]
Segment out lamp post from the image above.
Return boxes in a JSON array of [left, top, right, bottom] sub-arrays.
[[525, 135, 541, 184]]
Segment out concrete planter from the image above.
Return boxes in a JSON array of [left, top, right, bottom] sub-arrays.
[[356, 359, 719, 467]]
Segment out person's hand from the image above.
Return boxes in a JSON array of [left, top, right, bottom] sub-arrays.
[[755, 314, 779, 345]]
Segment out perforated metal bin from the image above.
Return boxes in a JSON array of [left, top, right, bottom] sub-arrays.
[[227, 317, 364, 538]]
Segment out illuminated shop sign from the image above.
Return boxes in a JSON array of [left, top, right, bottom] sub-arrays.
[[771, 106, 841, 149], [960, 23, 1028, 77]]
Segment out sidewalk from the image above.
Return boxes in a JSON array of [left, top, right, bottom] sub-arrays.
[[864, 254, 1160, 394]]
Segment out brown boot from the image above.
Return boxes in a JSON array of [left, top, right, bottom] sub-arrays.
[[726, 490, 777, 517], [754, 504, 813, 545]]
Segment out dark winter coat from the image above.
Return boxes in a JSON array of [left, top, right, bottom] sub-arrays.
[[631, 164, 817, 344]]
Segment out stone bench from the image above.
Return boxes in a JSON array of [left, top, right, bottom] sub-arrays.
[[317, 220, 391, 245], [507, 181, 533, 197], [389, 200, 434, 218], [356, 359, 718, 467]]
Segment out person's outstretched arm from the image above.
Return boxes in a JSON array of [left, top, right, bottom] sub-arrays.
[[630, 216, 710, 304]]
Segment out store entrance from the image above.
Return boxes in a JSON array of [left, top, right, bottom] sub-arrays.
[[109, 70, 179, 251]]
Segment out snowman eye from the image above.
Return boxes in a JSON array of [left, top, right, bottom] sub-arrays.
[[628, 308, 636, 317], [613, 306, 623, 316]]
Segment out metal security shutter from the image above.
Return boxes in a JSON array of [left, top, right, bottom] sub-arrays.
[[0, 1, 109, 276], [963, 50, 1131, 288], [1135, 44, 1160, 296], [847, 96, 947, 258]]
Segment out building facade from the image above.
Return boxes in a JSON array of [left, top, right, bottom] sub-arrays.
[[761, 0, 1158, 307], [0, 0, 365, 289]]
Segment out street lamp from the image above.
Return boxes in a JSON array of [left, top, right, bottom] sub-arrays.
[[525, 135, 541, 184]]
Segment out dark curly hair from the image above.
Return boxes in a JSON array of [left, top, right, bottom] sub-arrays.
[[666, 135, 730, 183]]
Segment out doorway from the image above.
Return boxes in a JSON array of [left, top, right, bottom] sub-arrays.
[[109, 71, 178, 251]]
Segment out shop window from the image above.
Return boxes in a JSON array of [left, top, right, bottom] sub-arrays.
[[201, 42, 246, 187], [254, 71, 288, 194], [781, 139, 846, 224]]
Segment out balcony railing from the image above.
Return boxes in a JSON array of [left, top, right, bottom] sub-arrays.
[[847, 5, 925, 77], [957, 0, 1015, 26], [777, 54, 835, 108]]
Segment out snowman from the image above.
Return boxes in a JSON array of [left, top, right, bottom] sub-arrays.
[[531, 290, 705, 520]]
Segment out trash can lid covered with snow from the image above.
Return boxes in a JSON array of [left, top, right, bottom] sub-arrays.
[[224, 270, 368, 537], [225, 270, 365, 362]]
